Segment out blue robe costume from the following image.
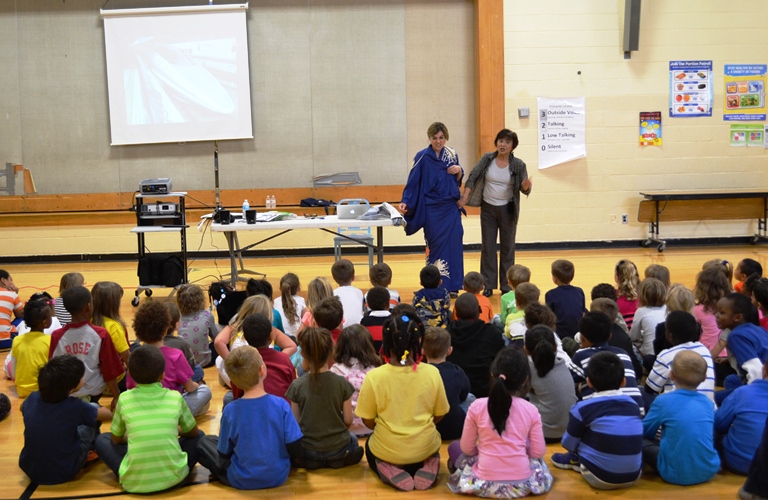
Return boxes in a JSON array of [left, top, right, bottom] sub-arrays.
[[401, 145, 465, 292]]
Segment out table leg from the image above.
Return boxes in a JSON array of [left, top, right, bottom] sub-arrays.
[[376, 227, 384, 263], [224, 232, 238, 287]]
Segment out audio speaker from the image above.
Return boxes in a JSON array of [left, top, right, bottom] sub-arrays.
[[623, 0, 641, 55]]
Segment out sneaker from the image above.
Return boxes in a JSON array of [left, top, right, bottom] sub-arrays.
[[414, 454, 440, 490], [482, 289, 493, 297], [376, 460, 414, 492], [84, 450, 100, 467], [550, 451, 580, 471]]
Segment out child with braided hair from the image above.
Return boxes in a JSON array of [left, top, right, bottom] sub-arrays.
[[355, 312, 450, 491], [447, 346, 553, 498]]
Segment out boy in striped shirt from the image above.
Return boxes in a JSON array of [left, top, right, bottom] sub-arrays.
[[0, 270, 24, 349], [94, 345, 203, 493], [552, 351, 643, 490]]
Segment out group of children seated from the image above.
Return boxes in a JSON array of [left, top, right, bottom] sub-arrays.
[[2, 256, 768, 499]]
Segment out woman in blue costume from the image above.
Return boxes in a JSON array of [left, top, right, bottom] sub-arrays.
[[400, 122, 465, 294]]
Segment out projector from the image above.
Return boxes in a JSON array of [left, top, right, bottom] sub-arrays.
[[140, 178, 172, 195]]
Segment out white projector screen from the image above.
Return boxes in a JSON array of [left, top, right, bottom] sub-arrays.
[[102, 6, 252, 145]]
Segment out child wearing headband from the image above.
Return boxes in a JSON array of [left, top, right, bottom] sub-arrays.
[[355, 312, 450, 491]]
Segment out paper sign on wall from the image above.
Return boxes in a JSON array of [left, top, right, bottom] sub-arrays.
[[640, 112, 662, 146], [537, 97, 586, 169], [669, 60, 713, 117], [730, 124, 763, 147], [723, 64, 767, 121]]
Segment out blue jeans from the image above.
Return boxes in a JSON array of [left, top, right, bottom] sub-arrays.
[[191, 364, 205, 383], [459, 393, 476, 414], [302, 431, 360, 468]]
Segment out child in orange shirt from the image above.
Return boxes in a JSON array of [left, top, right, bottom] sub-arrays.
[[453, 272, 493, 323]]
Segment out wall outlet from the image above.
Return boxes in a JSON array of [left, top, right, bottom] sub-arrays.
[[622, 214, 628, 224], [609, 214, 617, 224]]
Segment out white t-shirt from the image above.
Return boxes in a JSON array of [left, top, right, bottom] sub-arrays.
[[482, 159, 513, 206], [334, 286, 365, 325], [274, 295, 306, 338]]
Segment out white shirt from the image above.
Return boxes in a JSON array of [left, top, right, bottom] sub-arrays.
[[334, 286, 365, 325], [482, 159, 513, 206]]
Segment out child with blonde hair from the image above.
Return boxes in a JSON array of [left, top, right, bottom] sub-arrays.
[[298, 277, 334, 335], [629, 278, 667, 362], [615, 260, 639, 330], [286, 327, 364, 469], [644, 264, 671, 290], [91, 282, 130, 366], [214, 295, 297, 387], [330, 324, 381, 437], [176, 284, 218, 367], [703, 258, 735, 284], [274, 272, 305, 339]]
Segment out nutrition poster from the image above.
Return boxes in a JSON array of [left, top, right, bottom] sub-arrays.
[[729, 124, 763, 147], [723, 64, 767, 121], [669, 60, 713, 117], [537, 97, 586, 170], [639, 112, 662, 146]]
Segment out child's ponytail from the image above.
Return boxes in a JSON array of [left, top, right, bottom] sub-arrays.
[[487, 347, 531, 435], [524, 325, 557, 378], [382, 312, 424, 364], [280, 273, 300, 326]]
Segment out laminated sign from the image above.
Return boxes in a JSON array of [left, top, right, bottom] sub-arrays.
[[537, 97, 586, 169]]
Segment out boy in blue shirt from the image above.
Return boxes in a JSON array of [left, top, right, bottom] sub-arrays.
[[642, 350, 720, 485], [544, 259, 586, 339], [551, 351, 643, 490], [197, 345, 303, 489], [20, 355, 112, 485], [715, 360, 768, 475]]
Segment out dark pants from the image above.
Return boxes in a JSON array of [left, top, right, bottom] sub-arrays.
[[743, 415, 768, 497], [95, 430, 204, 481], [197, 435, 231, 486], [642, 438, 660, 472], [480, 201, 517, 291], [364, 436, 431, 479]]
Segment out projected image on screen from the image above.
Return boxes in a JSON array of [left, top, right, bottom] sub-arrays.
[[126, 37, 236, 124], [104, 9, 252, 145]]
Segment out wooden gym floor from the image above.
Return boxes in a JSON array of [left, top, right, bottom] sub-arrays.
[[0, 245, 758, 499]]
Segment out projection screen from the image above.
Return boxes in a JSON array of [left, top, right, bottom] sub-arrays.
[[102, 3, 252, 146]]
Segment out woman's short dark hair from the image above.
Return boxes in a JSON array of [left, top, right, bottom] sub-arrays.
[[494, 129, 519, 150], [427, 122, 449, 140]]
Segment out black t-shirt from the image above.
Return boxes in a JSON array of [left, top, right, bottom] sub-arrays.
[[431, 361, 471, 440]]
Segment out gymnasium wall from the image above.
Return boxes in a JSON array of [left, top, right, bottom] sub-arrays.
[[0, 0, 475, 194], [503, 0, 768, 244]]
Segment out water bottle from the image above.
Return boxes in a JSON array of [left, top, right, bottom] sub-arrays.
[[265, 195, 270, 209], [242, 199, 249, 217], [270, 195, 276, 209]]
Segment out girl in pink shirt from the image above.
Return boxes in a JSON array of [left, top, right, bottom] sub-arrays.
[[447, 347, 553, 498], [693, 267, 732, 350]]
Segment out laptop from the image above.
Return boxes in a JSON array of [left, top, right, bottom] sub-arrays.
[[337, 204, 366, 219]]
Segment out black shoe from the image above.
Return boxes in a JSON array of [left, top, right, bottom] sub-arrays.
[[500, 287, 511, 294], [482, 289, 493, 297]]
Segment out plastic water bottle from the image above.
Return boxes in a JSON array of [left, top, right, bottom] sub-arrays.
[[265, 195, 270, 209], [270, 195, 276, 209], [242, 199, 249, 217]]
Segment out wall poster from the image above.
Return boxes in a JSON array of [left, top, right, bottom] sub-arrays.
[[537, 97, 586, 169], [669, 60, 713, 117], [724, 64, 767, 121]]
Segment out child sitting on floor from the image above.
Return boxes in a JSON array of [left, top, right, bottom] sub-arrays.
[[503, 282, 539, 346], [312, 296, 345, 342], [0, 269, 24, 349], [286, 327, 364, 469], [129, 301, 212, 416], [642, 350, 720, 486], [423, 326, 472, 441], [629, 277, 667, 369], [413, 265, 451, 328], [544, 259, 586, 339], [20, 355, 112, 485], [447, 346, 552, 498], [330, 324, 382, 437], [332, 259, 365, 326], [734, 258, 762, 294], [366, 263, 400, 310], [497, 264, 531, 332], [360, 286, 391, 353], [163, 302, 203, 383], [197, 346, 303, 489], [452, 272, 493, 323], [644, 311, 715, 406], [552, 351, 643, 490], [94, 345, 204, 493], [6, 298, 53, 397], [176, 284, 219, 368], [356, 312, 450, 491]]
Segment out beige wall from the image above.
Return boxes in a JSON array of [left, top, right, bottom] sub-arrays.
[[504, 0, 768, 243]]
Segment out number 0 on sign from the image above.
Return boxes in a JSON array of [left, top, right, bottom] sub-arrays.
[[537, 97, 587, 170]]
